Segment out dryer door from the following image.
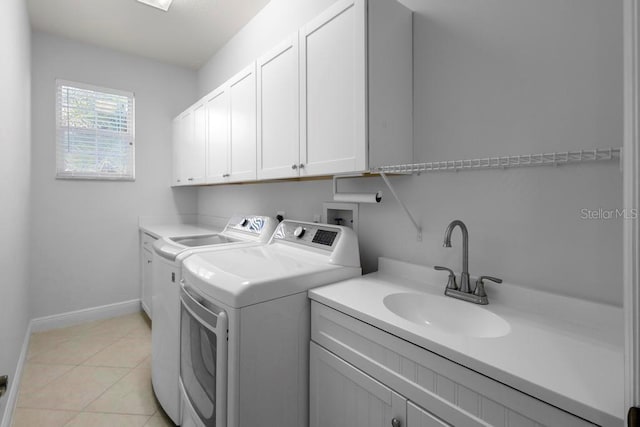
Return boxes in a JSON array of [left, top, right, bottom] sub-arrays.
[[180, 282, 228, 426]]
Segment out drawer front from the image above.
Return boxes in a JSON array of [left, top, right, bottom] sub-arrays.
[[141, 232, 157, 251], [311, 302, 595, 427]]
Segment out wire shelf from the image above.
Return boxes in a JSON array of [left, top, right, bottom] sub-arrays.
[[374, 147, 622, 174]]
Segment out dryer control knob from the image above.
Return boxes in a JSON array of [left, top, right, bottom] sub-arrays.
[[239, 218, 248, 227], [293, 226, 305, 238]]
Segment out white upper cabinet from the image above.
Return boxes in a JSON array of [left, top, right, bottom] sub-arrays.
[[300, 0, 367, 176], [172, 0, 412, 186], [172, 116, 182, 185], [172, 107, 205, 186], [205, 86, 230, 184], [190, 102, 207, 184], [300, 0, 413, 177], [204, 64, 257, 184], [227, 64, 257, 183], [257, 34, 300, 180]]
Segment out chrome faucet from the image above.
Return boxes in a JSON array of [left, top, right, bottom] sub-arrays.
[[443, 220, 471, 293], [435, 220, 502, 304]]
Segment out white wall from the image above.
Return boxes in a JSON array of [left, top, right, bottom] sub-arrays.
[[30, 32, 199, 318], [196, 0, 623, 306], [0, 0, 31, 421]]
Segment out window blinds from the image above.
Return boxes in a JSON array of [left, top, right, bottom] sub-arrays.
[[56, 80, 135, 180]]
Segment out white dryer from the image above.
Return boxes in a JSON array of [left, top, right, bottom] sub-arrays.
[[151, 215, 277, 425], [179, 220, 361, 427]]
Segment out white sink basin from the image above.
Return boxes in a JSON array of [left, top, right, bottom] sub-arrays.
[[170, 234, 237, 247], [383, 292, 511, 338]]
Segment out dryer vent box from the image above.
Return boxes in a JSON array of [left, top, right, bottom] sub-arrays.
[[323, 202, 359, 234]]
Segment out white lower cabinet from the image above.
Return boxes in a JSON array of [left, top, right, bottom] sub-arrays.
[[310, 302, 596, 427], [310, 342, 406, 427], [140, 232, 157, 318], [311, 341, 448, 427]]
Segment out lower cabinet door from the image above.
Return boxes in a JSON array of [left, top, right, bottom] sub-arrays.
[[407, 402, 451, 427], [141, 248, 153, 318], [310, 342, 406, 427]]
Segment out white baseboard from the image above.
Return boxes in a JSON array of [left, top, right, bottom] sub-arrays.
[[30, 299, 142, 333], [0, 322, 31, 427]]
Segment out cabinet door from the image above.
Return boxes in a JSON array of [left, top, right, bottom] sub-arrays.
[[187, 101, 206, 184], [407, 402, 451, 427], [141, 248, 153, 319], [300, 0, 367, 176], [173, 107, 205, 185], [310, 342, 406, 427], [172, 117, 183, 186], [205, 87, 230, 184], [257, 34, 300, 180], [228, 63, 257, 182], [172, 112, 192, 186]]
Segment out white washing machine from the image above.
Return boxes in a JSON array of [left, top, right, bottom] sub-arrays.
[[151, 215, 277, 425], [179, 220, 361, 427]]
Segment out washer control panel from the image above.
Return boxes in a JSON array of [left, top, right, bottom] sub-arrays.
[[272, 221, 341, 250], [226, 215, 271, 235]]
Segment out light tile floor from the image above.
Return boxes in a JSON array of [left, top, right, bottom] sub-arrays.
[[12, 312, 175, 427]]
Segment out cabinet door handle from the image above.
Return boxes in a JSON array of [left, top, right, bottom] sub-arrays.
[[188, 177, 194, 181], [222, 173, 230, 178], [291, 164, 298, 170], [391, 418, 401, 427], [299, 163, 305, 169], [147, 260, 152, 264]]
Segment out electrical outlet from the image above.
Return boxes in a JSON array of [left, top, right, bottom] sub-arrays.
[[313, 214, 321, 223]]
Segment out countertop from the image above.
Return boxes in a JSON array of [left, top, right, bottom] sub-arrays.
[[309, 257, 623, 427]]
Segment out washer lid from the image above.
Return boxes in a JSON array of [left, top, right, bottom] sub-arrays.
[[153, 233, 226, 261], [182, 244, 361, 308], [153, 215, 278, 261]]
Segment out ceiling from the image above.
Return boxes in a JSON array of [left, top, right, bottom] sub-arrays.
[[27, 0, 271, 69]]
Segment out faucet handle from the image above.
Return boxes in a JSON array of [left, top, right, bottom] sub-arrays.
[[434, 266, 458, 291], [473, 275, 502, 297]]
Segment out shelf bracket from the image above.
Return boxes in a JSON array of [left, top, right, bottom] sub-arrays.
[[379, 172, 422, 241]]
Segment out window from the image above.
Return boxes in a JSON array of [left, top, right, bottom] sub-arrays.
[[56, 80, 135, 180]]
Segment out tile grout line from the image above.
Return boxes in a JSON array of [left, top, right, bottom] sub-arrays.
[[28, 333, 124, 367], [78, 361, 156, 417], [14, 362, 76, 403], [75, 326, 152, 416], [59, 411, 153, 427], [12, 312, 158, 427]]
